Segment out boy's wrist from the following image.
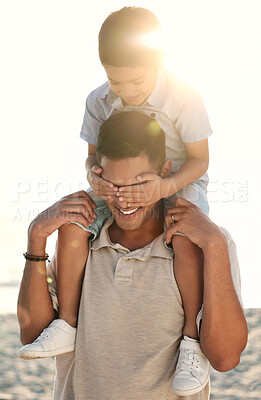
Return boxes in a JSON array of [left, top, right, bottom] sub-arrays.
[[161, 176, 178, 198]]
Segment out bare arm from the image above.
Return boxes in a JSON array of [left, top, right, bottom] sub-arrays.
[[165, 198, 248, 371], [18, 235, 56, 345], [85, 143, 98, 175], [162, 138, 209, 197], [17, 191, 96, 344], [200, 235, 248, 371]]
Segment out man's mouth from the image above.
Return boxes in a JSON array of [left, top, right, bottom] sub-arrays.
[[119, 207, 139, 215], [115, 206, 141, 219]]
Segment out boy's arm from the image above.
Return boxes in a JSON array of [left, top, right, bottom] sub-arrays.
[[85, 143, 98, 173], [164, 138, 209, 196], [165, 198, 248, 372]]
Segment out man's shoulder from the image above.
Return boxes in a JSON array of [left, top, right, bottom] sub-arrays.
[[219, 227, 234, 243]]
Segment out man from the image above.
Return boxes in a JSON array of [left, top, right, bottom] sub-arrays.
[[18, 112, 247, 400]]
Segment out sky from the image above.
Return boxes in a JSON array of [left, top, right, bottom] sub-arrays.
[[0, 0, 261, 309]]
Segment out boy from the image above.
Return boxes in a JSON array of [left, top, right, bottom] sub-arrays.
[[20, 7, 212, 397]]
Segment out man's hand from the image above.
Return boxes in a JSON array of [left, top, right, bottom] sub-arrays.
[[87, 166, 119, 199], [165, 197, 226, 249], [115, 173, 168, 207], [28, 191, 97, 240]]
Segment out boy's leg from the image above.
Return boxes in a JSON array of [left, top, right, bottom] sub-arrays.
[[172, 235, 203, 339], [57, 223, 90, 327], [56, 190, 111, 327], [165, 181, 210, 396], [171, 235, 210, 396]]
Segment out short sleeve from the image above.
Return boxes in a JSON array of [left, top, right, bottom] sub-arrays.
[[80, 94, 104, 144], [80, 83, 112, 145], [221, 227, 244, 308], [175, 88, 213, 143]]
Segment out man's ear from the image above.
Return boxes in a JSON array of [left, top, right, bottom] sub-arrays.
[[160, 159, 172, 178]]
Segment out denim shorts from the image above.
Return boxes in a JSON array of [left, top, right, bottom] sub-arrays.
[[70, 180, 209, 241]]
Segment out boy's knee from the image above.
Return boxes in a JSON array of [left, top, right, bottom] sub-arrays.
[[59, 223, 91, 238], [172, 234, 191, 249], [172, 235, 201, 257]]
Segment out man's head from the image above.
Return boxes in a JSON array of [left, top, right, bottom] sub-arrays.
[[96, 111, 171, 231], [98, 7, 165, 106]]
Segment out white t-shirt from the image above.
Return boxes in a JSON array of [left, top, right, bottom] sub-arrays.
[[80, 69, 213, 183]]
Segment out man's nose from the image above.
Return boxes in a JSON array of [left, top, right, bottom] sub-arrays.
[[115, 198, 128, 209]]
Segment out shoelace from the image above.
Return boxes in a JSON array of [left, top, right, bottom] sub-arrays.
[[178, 350, 201, 375], [34, 327, 57, 342]]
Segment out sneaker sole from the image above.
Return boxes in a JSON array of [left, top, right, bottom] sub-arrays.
[[19, 344, 75, 359], [172, 375, 210, 397]]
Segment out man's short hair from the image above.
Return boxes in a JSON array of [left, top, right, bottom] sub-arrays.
[[98, 7, 165, 68], [96, 111, 166, 171]]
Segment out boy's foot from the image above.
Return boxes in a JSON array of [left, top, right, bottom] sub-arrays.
[[172, 336, 210, 396], [19, 319, 76, 359]]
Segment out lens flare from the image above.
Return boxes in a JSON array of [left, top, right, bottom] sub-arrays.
[[147, 120, 161, 136], [37, 264, 46, 275], [138, 29, 164, 51], [71, 239, 79, 248]]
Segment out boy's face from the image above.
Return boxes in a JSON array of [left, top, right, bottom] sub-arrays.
[[103, 65, 159, 106]]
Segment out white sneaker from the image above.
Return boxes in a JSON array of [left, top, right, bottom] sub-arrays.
[[19, 319, 76, 359], [172, 336, 210, 396]]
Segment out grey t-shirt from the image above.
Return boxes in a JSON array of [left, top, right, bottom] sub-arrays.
[[47, 218, 243, 400]]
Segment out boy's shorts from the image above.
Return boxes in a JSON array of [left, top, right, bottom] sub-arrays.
[[70, 180, 209, 241]]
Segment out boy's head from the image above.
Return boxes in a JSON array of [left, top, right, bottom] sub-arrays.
[[96, 111, 171, 231], [99, 7, 165, 106], [98, 7, 165, 69]]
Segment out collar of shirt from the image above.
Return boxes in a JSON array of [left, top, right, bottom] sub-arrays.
[[103, 69, 167, 111], [91, 216, 173, 261]]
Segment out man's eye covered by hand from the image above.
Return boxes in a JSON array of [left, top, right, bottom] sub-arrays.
[[112, 175, 164, 207]]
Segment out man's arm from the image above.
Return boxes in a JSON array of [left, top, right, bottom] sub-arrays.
[[199, 235, 247, 371], [18, 236, 56, 345], [165, 198, 248, 372], [17, 191, 96, 345]]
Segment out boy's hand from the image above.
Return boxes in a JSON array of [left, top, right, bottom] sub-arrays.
[[29, 191, 97, 241], [87, 166, 119, 199], [165, 198, 226, 250], [115, 173, 167, 207]]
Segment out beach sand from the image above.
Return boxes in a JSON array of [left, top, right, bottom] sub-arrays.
[[0, 309, 260, 399]]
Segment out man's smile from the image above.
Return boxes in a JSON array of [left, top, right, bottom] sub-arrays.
[[115, 206, 142, 219], [120, 207, 139, 215]]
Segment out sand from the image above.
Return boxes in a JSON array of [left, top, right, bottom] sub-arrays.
[[0, 309, 260, 400]]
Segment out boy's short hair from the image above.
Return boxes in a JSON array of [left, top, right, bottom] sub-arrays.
[[98, 7, 165, 68], [96, 111, 166, 171]]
